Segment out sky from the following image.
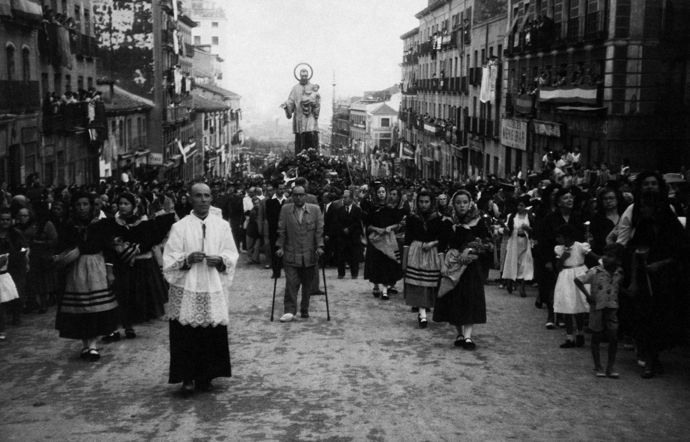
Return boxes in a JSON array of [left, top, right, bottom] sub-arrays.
[[217, 0, 427, 126]]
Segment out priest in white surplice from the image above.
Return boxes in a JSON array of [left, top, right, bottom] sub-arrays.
[[163, 183, 239, 395]]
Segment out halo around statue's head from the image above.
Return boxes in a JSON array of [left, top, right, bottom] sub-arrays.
[[293, 63, 314, 81]]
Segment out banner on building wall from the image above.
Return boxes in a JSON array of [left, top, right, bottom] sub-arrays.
[[149, 152, 163, 166], [538, 86, 598, 105], [480, 60, 499, 104], [533, 120, 562, 138], [501, 119, 528, 151]]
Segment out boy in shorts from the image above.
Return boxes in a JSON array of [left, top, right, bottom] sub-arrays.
[[575, 243, 624, 378]]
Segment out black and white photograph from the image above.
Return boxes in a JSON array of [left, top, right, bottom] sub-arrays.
[[1, 0, 690, 440]]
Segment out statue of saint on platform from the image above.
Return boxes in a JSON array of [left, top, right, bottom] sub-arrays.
[[282, 63, 320, 154]]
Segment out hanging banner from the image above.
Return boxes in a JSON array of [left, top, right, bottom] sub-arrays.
[[533, 120, 562, 137], [501, 119, 528, 151]]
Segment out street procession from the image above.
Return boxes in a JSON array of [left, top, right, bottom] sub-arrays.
[[1, 0, 690, 440]]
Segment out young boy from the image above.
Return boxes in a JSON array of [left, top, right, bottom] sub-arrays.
[[575, 243, 625, 378]]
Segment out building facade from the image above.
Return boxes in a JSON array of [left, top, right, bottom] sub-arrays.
[[505, 0, 690, 171], [399, 0, 509, 181], [0, 0, 42, 188]]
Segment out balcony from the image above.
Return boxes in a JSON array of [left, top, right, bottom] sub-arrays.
[[43, 101, 107, 135], [470, 117, 478, 134], [478, 118, 486, 135], [165, 106, 190, 124], [566, 17, 581, 42], [0, 81, 41, 114], [584, 11, 607, 41], [70, 32, 98, 59], [461, 76, 468, 94]]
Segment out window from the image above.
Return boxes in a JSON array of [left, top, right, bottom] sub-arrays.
[[65, 74, 71, 92], [41, 72, 48, 97], [6, 45, 15, 80], [381, 118, 390, 128], [87, 77, 93, 89], [212, 22, 218, 28], [194, 36, 201, 45], [74, 5, 81, 28], [77, 75, 84, 91], [21, 47, 30, 82], [54, 72, 61, 94], [84, 9, 90, 35], [212, 36, 219, 45]]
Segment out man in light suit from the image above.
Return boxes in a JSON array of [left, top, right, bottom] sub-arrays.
[[276, 185, 324, 322]]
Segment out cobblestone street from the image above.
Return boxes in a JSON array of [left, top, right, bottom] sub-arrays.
[[1, 260, 689, 441]]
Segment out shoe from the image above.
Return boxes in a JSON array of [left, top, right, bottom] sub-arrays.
[[575, 335, 585, 347], [300, 311, 309, 319], [463, 338, 476, 350], [80, 347, 90, 359], [545, 322, 556, 330], [372, 288, 381, 298], [0, 333, 6, 341], [179, 381, 195, 396], [312, 290, 325, 296], [641, 367, 654, 379], [86, 348, 100, 361], [102, 331, 121, 343], [418, 315, 428, 329], [125, 329, 136, 339], [534, 300, 543, 309], [264, 264, 271, 269], [507, 283, 514, 294], [279, 313, 295, 322], [519, 288, 526, 298], [560, 340, 576, 348], [387, 287, 398, 295], [637, 359, 646, 368], [195, 379, 213, 392], [454, 334, 465, 347], [381, 291, 390, 300], [594, 368, 606, 378], [606, 370, 620, 379], [558, 322, 566, 328]]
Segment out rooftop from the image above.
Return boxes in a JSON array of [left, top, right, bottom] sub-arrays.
[[371, 103, 398, 116], [195, 83, 241, 99], [191, 92, 228, 112]]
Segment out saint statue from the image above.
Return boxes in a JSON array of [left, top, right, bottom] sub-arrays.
[[282, 63, 320, 154]]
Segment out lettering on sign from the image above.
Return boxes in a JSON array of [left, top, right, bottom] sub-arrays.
[[501, 119, 528, 151], [149, 152, 163, 166]]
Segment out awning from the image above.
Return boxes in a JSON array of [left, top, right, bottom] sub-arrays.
[[556, 106, 606, 112], [538, 86, 598, 105], [10, 0, 42, 23]]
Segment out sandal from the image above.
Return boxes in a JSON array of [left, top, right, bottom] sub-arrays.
[[463, 338, 476, 350], [102, 331, 121, 343], [454, 334, 465, 347], [86, 348, 100, 362], [79, 347, 91, 359]]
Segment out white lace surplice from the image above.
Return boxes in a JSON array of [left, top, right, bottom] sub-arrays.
[[163, 214, 239, 327]]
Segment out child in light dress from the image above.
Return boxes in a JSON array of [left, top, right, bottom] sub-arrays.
[[553, 224, 597, 349], [0, 252, 19, 341]]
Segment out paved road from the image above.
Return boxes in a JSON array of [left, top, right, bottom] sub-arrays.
[[1, 258, 689, 441]]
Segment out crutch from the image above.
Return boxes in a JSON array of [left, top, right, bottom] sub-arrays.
[[270, 257, 282, 322], [321, 259, 331, 321]]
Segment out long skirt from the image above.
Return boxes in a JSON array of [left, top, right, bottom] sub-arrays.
[[501, 235, 534, 281], [404, 241, 440, 308], [364, 245, 402, 286], [56, 253, 119, 340], [0, 273, 19, 303], [553, 266, 589, 314], [433, 261, 486, 326], [169, 320, 232, 384], [114, 257, 168, 326]]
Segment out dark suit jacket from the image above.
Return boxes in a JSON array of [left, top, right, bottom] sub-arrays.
[[324, 199, 343, 238], [333, 203, 363, 242], [265, 197, 284, 242]]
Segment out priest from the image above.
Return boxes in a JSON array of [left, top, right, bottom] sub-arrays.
[[163, 183, 239, 395]]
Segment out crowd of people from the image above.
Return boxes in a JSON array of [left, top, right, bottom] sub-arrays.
[[1, 157, 689, 392]]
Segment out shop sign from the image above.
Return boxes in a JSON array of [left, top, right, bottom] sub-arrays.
[[149, 152, 163, 166], [534, 120, 562, 138], [501, 119, 527, 151]]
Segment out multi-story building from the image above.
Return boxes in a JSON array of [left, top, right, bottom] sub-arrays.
[[331, 100, 351, 153], [0, 0, 42, 188], [400, 0, 509, 181], [182, 0, 227, 51], [193, 82, 242, 177], [93, 0, 197, 180], [192, 45, 223, 85], [505, 0, 690, 171], [98, 83, 153, 180], [349, 98, 400, 177]]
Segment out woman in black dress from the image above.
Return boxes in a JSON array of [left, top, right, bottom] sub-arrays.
[[434, 189, 492, 349], [101, 192, 176, 342], [55, 192, 119, 361], [364, 185, 403, 300]]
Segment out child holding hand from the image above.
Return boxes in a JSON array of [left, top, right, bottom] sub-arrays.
[[575, 243, 625, 378]]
